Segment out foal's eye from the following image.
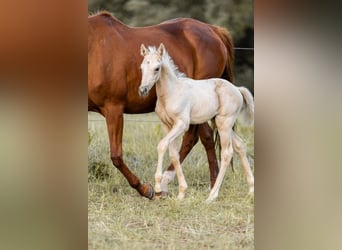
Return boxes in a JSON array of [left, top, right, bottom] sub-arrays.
[[155, 67, 160, 72]]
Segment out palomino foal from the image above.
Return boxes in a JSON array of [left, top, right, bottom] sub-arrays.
[[139, 43, 254, 202]]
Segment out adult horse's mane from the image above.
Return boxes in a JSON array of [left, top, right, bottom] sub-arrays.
[[88, 11, 125, 26], [88, 10, 113, 18]]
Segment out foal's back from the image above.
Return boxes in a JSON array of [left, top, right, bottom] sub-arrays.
[[177, 78, 243, 124]]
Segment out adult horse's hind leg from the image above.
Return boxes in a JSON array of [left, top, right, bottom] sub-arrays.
[[198, 123, 219, 188], [232, 131, 254, 194], [104, 105, 154, 199]]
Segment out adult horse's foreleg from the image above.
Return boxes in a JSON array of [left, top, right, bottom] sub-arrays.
[[232, 131, 254, 194], [161, 125, 199, 193], [198, 123, 219, 188], [104, 106, 154, 199]]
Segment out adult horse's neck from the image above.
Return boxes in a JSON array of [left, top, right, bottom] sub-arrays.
[[156, 57, 179, 99]]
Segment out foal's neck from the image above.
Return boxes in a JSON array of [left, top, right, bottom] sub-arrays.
[[156, 61, 179, 98]]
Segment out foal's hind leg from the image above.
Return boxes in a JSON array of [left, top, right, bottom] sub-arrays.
[[232, 131, 254, 194], [206, 116, 235, 203], [206, 131, 233, 203]]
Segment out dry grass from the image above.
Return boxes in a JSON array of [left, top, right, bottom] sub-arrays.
[[88, 113, 254, 249]]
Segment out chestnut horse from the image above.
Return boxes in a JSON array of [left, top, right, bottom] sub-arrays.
[[88, 11, 234, 199]]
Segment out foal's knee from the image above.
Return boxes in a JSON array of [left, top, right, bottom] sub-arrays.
[[157, 140, 168, 154]]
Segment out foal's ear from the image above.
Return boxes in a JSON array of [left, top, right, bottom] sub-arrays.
[[158, 43, 165, 56], [140, 44, 148, 56]]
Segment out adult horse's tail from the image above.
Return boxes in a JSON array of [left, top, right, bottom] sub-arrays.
[[210, 25, 235, 83], [211, 25, 235, 155], [238, 87, 254, 126]]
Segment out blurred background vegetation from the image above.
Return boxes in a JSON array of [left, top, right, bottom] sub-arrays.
[[88, 0, 254, 92]]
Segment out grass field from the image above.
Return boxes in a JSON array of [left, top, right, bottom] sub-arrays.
[[88, 112, 254, 249]]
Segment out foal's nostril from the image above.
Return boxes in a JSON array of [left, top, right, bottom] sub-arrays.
[[139, 86, 147, 96]]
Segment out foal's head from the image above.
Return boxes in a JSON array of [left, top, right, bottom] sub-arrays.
[[139, 43, 165, 97]]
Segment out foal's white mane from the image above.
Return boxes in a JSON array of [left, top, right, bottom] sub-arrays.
[[147, 46, 186, 78]]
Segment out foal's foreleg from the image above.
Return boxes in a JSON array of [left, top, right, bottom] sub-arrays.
[[169, 139, 188, 200], [155, 124, 170, 195], [161, 125, 199, 194], [232, 131, 254, 194], [155, 121, 187, 197]]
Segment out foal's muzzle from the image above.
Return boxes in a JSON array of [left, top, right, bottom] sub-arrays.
[[139, 86, 149, 97]]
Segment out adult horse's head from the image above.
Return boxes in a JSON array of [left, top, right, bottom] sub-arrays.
[[139, 43, 165, 97]]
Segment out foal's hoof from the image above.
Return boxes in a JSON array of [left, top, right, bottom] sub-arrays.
[[153, 191, 168, 200], [141, 183, 155, 200], [248, 186, 254, 194], [155, 191, 168, 200], [160, 191, 168, 199], [205, 196, 217, 204]]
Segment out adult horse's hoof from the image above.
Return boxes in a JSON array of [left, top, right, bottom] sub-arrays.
[[141, 183, 154, 200]]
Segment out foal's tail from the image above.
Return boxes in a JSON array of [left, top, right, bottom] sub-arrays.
[[238, 87, 254, 126]]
